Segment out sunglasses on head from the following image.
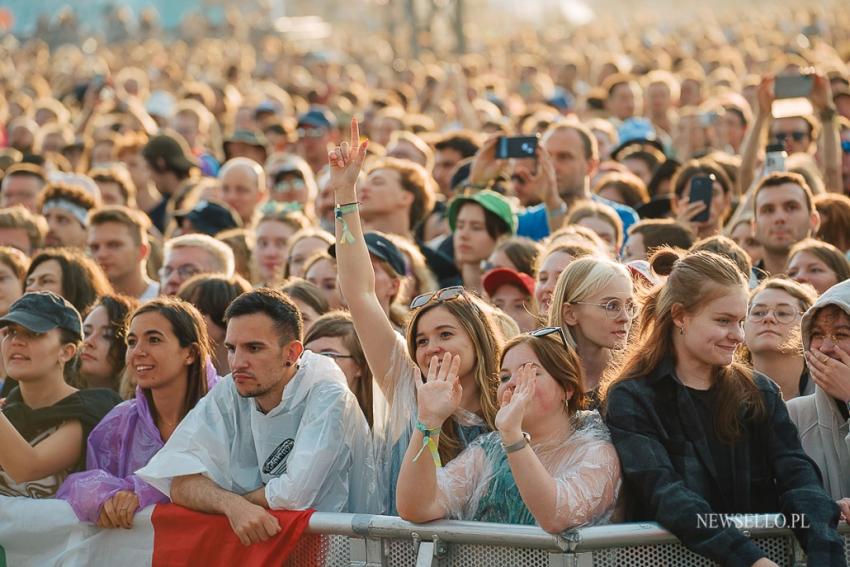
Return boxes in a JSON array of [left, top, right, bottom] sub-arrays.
[[409, 286, 468, 310], [773, 131, 808, 143], [529, 326, 569, 346]]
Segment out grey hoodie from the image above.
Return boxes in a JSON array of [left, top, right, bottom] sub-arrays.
[[788, 279, 850, 499]]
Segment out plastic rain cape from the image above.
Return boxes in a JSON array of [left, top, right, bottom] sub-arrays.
[[137, 351, 380, 513]]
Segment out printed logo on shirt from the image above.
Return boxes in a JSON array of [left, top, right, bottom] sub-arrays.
[[262, 438, 295, 475]]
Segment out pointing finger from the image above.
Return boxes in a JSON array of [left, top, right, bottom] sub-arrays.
[[351, 117, 360, 149]]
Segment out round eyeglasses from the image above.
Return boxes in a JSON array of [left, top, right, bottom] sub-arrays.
[[571, 299, 638, 320]]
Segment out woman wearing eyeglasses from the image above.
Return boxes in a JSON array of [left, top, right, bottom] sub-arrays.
[[329, 120, 502, 514], [548, 257, 636, 406], [304, 311, 386, 429], [396, 330, 621, 532], [603, 249, 845, 567], [742, 277, 817, 401]]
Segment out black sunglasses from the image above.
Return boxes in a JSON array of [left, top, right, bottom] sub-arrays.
[[773, 131, 808, 143], [410, 286, 467, 310], [529, 326, 569, 346]]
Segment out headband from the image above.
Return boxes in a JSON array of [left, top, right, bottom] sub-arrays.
[[42, 199, 89, 227]]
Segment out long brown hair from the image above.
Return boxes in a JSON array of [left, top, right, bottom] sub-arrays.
[[27, 247, 113, 317], [130, 297, 212, 425], [405, 293, 502, 464], [304, 311, 374, 427], [501, 333, 586, 415], [601, 248, 766, 442]]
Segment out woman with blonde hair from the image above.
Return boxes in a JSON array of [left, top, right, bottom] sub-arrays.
[[329, 120, 502, 514], [604, 249, 845, 566], [786, 238, 850, 296], [397, 330, 621, 532], [548, 257, 636, 403], [534, 243, 597, 318], [742, 277, 817, 400]]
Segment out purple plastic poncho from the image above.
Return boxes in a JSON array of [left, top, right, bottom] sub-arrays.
[[56, 361, 220, 523]]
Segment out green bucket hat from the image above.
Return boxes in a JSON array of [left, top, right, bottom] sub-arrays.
[[447, 190, 516, 235]]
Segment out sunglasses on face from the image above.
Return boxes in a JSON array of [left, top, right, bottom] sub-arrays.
[[841, 140, 850, 154], [272, 178, 306, 193], [773, 131, 808, 143], [409, 286, 467, 310]]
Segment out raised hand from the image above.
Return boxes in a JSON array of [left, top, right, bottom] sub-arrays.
[[328, 117, 369, 196], [674, 199, 708, 230], [809, 72, 834, 113], [415, 352, 462, 428], [495, 363, 537, 438], [523, 146, 559, 206], [757, 75, 775, 118], [468, 135, 504, 186]]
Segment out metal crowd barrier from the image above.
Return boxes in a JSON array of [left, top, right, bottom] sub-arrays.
[[286, 513, 850, 567]]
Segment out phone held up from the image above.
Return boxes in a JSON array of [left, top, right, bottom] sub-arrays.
[[496, 135, 539, 160], [774, 73, 814, 100], [688, 174, 715, 223]]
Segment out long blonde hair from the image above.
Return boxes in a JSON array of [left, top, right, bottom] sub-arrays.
[[405, 293, 502, 463], [547, 257, 632, 348]]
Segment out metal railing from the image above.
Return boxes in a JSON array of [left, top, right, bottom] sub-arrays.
[[290, 513, 850, 567]]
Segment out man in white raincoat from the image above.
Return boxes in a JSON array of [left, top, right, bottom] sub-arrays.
[[138, 288, 379, 545]]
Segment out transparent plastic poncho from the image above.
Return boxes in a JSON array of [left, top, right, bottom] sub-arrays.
[[56, 361, 220, 522], [137, 351, 380, 513], [434, 410, 622, 529], [375, 333, 489, 515]]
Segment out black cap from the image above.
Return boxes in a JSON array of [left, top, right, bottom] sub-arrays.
[[0, 291, 83, 340], [174, 200, 242, 236], [143, 133, 199, 173], [329, 232, 407, 276]]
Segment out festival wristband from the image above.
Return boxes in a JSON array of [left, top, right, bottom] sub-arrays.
[[412, 420, 442, 467], [334, 202, 360, 244]]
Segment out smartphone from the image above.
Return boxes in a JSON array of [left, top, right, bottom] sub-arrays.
[[496, 136, 538, 159], [764, 143, 786, 175], [774, 74, 814, 100], [689, 174, 715, 222]]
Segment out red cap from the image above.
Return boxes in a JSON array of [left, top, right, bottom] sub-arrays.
[[482, 267, 536, 298]]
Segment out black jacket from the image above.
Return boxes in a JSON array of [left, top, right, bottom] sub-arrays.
[[604, 357, 845, 567]]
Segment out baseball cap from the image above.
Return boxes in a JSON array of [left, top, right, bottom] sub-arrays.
[[328, 232, 407, 276], [482, 267, 535, 298], [174, 200, 242, 236], [0, 291, 83, 341], [447, 190, 516, 234], [143, 133, 200, 173], [296, 107, 336, 131]]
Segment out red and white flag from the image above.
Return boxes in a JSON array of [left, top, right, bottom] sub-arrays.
[[0, 496, 320, 567]]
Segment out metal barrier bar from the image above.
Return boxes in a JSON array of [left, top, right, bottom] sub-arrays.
[[308, 513, 570, 550], [306, 512, 850, 556]]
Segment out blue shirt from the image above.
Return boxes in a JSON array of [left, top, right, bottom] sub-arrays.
[[517, 194, 639, 241]]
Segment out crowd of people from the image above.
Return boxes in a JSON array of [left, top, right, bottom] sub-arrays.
[[0, 3, 850, 566]]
